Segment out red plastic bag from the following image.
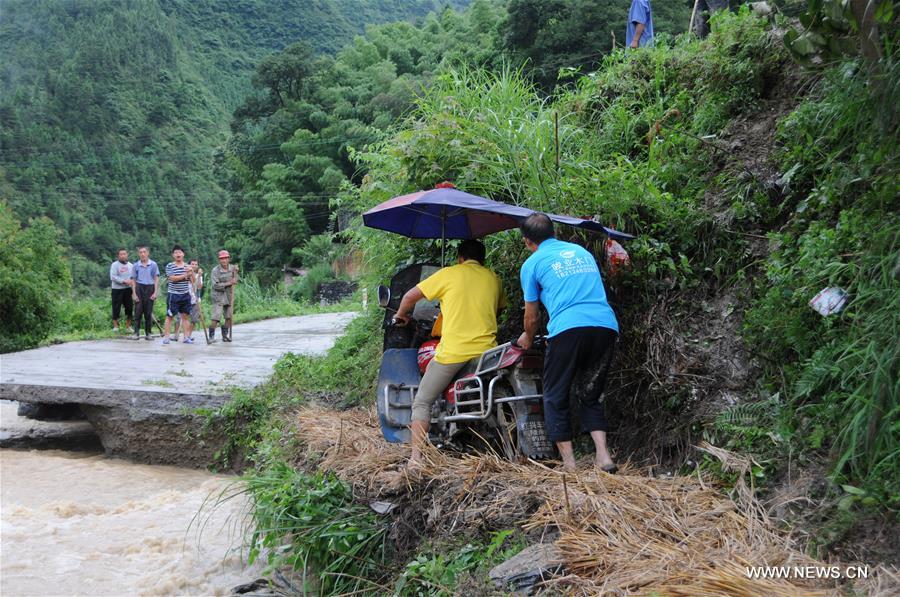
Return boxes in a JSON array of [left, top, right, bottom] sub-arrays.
[[605, 238, 631, 276]]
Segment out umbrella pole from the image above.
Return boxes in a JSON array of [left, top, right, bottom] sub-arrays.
[[441, 207, 446, 266]]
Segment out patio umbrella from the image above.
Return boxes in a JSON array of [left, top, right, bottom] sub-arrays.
[[362, 187, 633, 264]]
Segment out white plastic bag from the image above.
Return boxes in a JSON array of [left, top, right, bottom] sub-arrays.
[[809, 287, 848, 316]]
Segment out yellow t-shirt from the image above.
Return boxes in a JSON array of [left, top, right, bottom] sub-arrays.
[[416, 260, 504, 364]]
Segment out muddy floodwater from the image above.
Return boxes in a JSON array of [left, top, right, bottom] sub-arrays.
[[0, 448, 259, 596]]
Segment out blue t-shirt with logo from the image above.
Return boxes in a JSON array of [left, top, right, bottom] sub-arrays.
[[520, 238, 619, 337]]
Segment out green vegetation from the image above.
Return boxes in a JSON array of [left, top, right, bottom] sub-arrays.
[[503, 0, 693, 87], [220, 0, 505, 281], [0, 204, 71, 352], [394, 531, 525, 595], [238, 463, 524, 595], [244, 464, 389, 595], [744, 56, 898, 507], [0, 0, 469, 290], [783, 0, 894, 65]]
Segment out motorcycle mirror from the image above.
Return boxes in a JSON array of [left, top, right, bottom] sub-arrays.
[[377, 285, 391, 307]]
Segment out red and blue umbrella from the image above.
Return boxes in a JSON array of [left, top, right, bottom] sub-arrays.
[[362, 187, 633, 243], [362, 188, 524, 240]]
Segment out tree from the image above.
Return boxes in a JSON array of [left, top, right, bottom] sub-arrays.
[[221, 1, 509, 281], [252, 42, 321, 107], [504, 0, 693, 88], [0, 203, 71, 352]]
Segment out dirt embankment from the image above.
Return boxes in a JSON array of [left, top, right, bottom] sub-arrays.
[[599, 56, 805, 465], [597, 58, 897, 568]]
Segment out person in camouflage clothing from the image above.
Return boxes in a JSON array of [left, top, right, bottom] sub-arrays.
[[208, 249, 238, 342]]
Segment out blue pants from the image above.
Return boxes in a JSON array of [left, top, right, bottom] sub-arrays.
[[542, 326, 617, 442]]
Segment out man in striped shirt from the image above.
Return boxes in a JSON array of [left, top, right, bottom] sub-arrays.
[[162, 245, 195, 344]]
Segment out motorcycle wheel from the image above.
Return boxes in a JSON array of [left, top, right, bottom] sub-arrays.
[[493, 383, 556, 461]]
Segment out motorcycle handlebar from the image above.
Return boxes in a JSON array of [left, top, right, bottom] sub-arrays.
[[511, 335, 546, 349]]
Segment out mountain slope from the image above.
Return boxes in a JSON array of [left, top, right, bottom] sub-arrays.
[[0, 0, 468, 287]]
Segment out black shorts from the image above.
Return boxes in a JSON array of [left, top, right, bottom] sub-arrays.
[[542, 326, 617, 442], [111, 288, 133, 320], [167, 293, 191, 316]]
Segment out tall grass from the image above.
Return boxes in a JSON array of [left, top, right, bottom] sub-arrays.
[[791, 241, 899, 504], [745, 55, 899, 503], [229, 274, 302, 323], [244, 463, 388, 595]]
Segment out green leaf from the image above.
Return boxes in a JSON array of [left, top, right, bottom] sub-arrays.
[[841, 484, 866, 495], [837, 494, 858, 511], [874, 0, 894, 24]]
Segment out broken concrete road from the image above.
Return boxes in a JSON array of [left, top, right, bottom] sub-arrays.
[[0, 313, 357, 467]]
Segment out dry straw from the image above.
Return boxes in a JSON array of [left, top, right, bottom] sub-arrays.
[[289, 405, 890, 595]]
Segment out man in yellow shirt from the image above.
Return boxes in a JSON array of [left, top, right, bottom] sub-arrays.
[[393, 240, 504, 466]]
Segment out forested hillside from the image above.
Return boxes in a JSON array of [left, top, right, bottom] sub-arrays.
[[0, 0, 468, 287], [220, 1, 506, 278]]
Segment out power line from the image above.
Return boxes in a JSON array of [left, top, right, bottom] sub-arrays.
[[0, 136, 375, 158]]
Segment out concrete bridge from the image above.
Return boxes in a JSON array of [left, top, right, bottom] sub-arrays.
[[0, 313, 356, 467]]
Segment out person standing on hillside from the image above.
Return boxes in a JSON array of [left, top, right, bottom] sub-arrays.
[[626, 0, 654, 49], [517, 214, 620, 474], [109, 248, 134, 333], [131, 246, 159, 341], [162, 245, 194, 345], [392, 240, 505, 468], [208, 250, 238, 343]]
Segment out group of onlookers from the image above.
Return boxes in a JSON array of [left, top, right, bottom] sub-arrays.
[[109, 245, 238, 344]]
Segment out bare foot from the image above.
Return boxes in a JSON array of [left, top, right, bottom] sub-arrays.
[[595, 458, 618, 474], [595, 455, 614, 468], [561, 460, 578, 473]]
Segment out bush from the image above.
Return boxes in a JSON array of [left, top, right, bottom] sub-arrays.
[[0, 205, 71, 352], [244, 464, 388, 594], [288, 263, 335, 302]]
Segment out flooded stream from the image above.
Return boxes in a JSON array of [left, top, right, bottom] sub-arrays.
[[1, 444, 259, 596]]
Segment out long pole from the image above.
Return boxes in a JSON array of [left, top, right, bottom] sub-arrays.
[[554, 111, 560, 173], [689, 0, 700, 36], [440, 207, 446, 266], [230, 265, 238, 340], [197, 300, 210, 344]]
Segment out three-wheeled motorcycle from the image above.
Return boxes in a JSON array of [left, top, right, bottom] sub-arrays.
[[362, 187, 632, 462], [375, 263, 555, 460]]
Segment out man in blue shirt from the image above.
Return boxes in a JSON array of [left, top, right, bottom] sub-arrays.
[[131, 246, 159, 340], [518, 214, 619, 473], [109, 248, 134, 333], [626, 0, 654, 49]]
